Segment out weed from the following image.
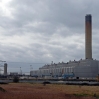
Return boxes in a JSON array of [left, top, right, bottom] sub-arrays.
[[0, 87, 6, 92], [93, 93, 99, 98]]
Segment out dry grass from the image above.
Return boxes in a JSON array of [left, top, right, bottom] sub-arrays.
[[0, 83, 99, 99], [52, 84, 99, 95]]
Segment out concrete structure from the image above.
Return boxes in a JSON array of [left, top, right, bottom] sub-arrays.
[[85, 14, 92, 59], [10, 72, 18, 76], [4, 63, 7, 75], [30, 59, 99, 79], [30, 14, 99, 79]]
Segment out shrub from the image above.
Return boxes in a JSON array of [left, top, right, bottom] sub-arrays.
[[0, 87, 6, 92], [13, 76, 19, 83]]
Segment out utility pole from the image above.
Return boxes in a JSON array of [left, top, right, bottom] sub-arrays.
[[20, 67, 22, 75], [30, 65, 33, 71]]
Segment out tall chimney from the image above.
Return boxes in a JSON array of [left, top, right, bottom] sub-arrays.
[[85, 14, 92, 59], [4, 63, 7, 75]]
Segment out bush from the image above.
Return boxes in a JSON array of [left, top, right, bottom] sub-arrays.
[[0, 87, 6, 92], [13, 76, 19, 83]]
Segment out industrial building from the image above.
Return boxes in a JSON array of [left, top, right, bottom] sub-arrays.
[[0, 62, 7, 78], [4, 63, 7, 76], [30, 14, 99, 79]]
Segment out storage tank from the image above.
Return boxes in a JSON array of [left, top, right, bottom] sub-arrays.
[[4, 63, 7, 75]]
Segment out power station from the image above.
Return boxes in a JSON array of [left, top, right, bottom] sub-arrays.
[[30, 14, 99, 79]]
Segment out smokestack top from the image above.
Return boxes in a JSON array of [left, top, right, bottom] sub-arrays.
[[85, 14, 92, 23]]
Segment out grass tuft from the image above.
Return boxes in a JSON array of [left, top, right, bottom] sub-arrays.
[[73, 93, 89, 97]]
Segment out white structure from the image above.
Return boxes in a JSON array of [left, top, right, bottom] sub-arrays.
[[30, 59, 99, 79], [10, 72, 18, 76]]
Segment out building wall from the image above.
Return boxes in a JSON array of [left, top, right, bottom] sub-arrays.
[[30, 59, 99, 79], [74, 59, 98, 78]]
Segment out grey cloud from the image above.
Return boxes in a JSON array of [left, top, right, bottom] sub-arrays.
[[2, 0, 99, 36], [0, 0, 99, 72]]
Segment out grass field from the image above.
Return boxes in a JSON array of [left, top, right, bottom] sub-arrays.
[[0, 83, 99, 99]]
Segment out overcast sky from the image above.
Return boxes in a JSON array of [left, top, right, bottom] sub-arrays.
[[0, 0, 99, 74]]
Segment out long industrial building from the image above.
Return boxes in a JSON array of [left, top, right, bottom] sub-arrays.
[[30, 14, 99, 79]]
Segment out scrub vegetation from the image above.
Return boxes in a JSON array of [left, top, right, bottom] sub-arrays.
[[0, 83, 99, 99]]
